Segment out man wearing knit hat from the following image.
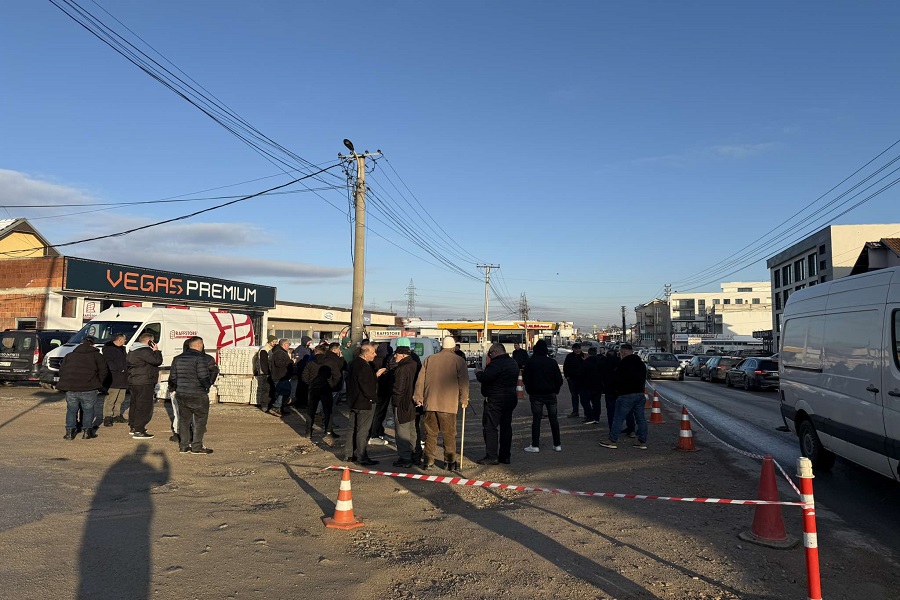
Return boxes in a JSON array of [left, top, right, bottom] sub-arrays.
[[413, 336, 469, 471]]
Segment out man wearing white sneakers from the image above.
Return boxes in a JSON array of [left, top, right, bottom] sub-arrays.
[[522, 340, 564, 454]]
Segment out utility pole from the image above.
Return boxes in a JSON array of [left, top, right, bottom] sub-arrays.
[[339, 139, 381, 347], [478, 264, 499, 367], [621, 305, 627, 344], [664, 283, 673, 352], [519, 292, 530, 349]]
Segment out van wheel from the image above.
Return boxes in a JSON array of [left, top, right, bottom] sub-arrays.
[[798, 420, 836, 470], [725, 376, 733, 388], [743, 378, 752, 391]]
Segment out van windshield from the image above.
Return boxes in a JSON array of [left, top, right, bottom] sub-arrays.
[[68, 321, 143, 345], [0, 332, 35, 353]]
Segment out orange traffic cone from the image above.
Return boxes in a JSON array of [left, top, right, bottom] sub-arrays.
[[649, 392, 663, 424], [675, 406, 698, 452], [516, 370, 525, 401], [739, 456, 798, 549], [323, 468, 364, 530]]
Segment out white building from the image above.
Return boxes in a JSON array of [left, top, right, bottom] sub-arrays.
[[669, 282, 771, 352]]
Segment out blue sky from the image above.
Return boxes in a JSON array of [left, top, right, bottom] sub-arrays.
[[2, 1, 900, 328]]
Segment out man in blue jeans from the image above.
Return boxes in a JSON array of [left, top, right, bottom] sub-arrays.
[[57, 337, 109, 440], [600, 344, 648, 450]]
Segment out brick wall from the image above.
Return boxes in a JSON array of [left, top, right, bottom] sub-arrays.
[[0, 257, 65, 330]]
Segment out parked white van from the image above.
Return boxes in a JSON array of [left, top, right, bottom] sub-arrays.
[[40, 307, 256, 390], [388, 337, 441, 359], [779, 265, 900, 480]]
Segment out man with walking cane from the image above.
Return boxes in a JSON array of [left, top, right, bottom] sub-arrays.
[[413, 336, 469, 472], [474, 343, 519, 465]]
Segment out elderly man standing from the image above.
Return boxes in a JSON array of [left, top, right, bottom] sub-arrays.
[[343, 343, 386, 466], [475, 343, 519, 465], [413, 336, 469, 471], [58, 337, 109, 440]]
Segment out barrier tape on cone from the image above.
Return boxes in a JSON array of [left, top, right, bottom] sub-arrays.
[[324, 466, 805, 507], [649, 386, 803, 498]]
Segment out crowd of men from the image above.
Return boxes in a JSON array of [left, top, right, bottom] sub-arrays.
[[56, 331, 648, 468]]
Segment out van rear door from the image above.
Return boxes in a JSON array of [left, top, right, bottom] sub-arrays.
[[882, 279, 900, 480], [0, 332, 38, 380]]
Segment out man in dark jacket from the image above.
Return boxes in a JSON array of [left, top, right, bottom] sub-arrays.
[[474, 343, 519, 465], [324, 342, 346, 405], [257, 335, 277, 410], [58, 337, 109, 440], [390, 346, 418, 468], [522, 339, 564, 452], [599, 349, 635, 436], [600, 344, 649, 450], [101, 333, 128, 427], [368, 341, 394, 446], [170, 338, 219, 445], [342, 343, 385, 466], [581, 347, 604, 425], [301, 344, 340, 437], [268, 339, 293, 415], [562, 343, 587, 418], [168, 336, 214, 454], [292, 336, 313, 409], [126, 331, 163, 439], [511, 343, 529, 370]]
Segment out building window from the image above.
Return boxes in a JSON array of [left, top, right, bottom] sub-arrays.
[[775, 293, 782, 311], [734, 299, 743, 305], [724, 299, 731, 305], [752, 298, 761, 304], [16, 318, 37, 330], [795, 284, 806, 291], [794, 259, 806, 282], [782, 265, 793, 286], [783, 289, 790, 303], [819, 244, 826, 255], [774, 270, 781, 288], [738, 287, 752, 292], [820, 275, 827, 283], [61, 296, 77, 318], [819, 260, 826, 272], [808, 254, 818, 277], [713, 299, 721, 305]]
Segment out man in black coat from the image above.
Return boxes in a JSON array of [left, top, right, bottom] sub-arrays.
[[511, 343, 529, 370], [581, 347, 604, 425], [390, 346, 418, 468], [101, 333, 128, 427], [522, 340, 564, 452], [342, 343, 385, 466], [475, 343, 520, 465], [126, 331, 163, 439], [58, 337, 109, 440], [368, 341, 394, 445], [600, 344, 649, 450], [169, 336, 214, 454], [268, 339, 293, 415], [562, 343, 587, 418]]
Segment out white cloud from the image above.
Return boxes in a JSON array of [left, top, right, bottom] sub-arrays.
[[0, 169, 95, 207], [711, 143, 776, 159], [602, 141, 778, 170]]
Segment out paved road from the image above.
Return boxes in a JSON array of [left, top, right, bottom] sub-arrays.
[[653, 377, 900, 557]]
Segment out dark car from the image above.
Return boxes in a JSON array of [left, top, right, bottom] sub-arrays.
[[685, 355, 710, 377], [645, 353, 684, 381], [700, 356, 741, 383], [725, 358, 780, 391], [0, 330, 76, 385]]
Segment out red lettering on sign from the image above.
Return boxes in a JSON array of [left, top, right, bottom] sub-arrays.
[[155, 276, 169, 294], [106, 270, 122, 288], [140, 274, 154, 292], [123, 272, 138, 290], [171, 278, 184, 295]]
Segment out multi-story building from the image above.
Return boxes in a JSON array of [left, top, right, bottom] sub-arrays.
[[766, 223, 900, 347], [634, 299, 670, 350], [668, 282, 772, 352]]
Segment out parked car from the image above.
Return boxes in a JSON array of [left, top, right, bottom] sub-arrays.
[[725, 358, 780, 391], [685, 355, 710, 377], [1, 329, 75, 385], [645, 353, 684, 380], [675, 354, 694, 369], [700, 356, 741, 383]]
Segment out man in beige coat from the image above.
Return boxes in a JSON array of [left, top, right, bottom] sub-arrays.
[[413, 336, 470, 471]]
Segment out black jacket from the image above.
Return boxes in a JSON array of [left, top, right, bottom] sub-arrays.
[[563, 352, 585, 381], [376, 350, 394, 399], [391, 356, 418, 424], [523, 351, 563, 395], [598, 354, 619, 395], [58, 343, 109, 392], [169, 348, 212, 394], [614, 353, 647, 396], [321, 352, 345, 391], [347, 356, 377, 410], [102, 341, 128, 389], [511, 348, 529, 369], [582, 355, 604, 393], [126, 344, 162, 386], [270, 345, 293, 382], [476, 354, 519, 402]]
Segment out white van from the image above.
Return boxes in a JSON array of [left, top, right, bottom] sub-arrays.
[[40, 307, 257, 390], [779, 265, 900, 480], [388, 337, 441, 360]]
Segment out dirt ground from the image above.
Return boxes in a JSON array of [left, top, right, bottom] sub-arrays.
[[0, 383, 896, 600]]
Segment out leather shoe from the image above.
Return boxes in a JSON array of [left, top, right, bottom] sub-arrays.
[[475, 456, 499, 465], [392, 459, 412, 468], [358, 459, 379, 467], [421, 463, 434, 471], [445, 461, 460, 472]]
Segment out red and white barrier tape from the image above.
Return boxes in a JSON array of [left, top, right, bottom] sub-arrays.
[[649, 385, 802, 498], [325, 466, 805, 507]]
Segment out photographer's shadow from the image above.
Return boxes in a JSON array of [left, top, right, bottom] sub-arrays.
[[77, 443, 170, 600]]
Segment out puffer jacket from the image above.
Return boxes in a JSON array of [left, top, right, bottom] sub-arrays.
[[58, 343, 109, 392], [102, 341, 128, 389], [476, 354, 519, 402], [412, 349, 469, 413], [126, 343, 163, 386], [168, 348, 212, 394]]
